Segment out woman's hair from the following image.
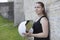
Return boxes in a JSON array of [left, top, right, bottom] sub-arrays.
[[36, 2, 47, 17]]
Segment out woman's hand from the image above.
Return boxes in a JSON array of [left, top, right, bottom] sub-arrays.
[[23, 32, 32, 37]]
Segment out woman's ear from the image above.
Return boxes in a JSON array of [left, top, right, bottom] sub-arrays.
[[42, 8, 44, 11]]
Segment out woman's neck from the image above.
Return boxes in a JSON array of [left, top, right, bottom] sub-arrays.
[[38, 14, 44, 17], [35, 14, 44, 22]]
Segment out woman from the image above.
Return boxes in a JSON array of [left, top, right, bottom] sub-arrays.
[[23, 2, 50, 40]]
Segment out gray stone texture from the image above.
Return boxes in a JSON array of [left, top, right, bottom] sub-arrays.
[[0, 2, 14, 20], [14, 0, 25, 26]]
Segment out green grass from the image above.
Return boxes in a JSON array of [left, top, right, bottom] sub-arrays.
[[0, 16, 27, 40]]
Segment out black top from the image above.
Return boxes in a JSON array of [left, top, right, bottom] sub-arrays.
[[33, 16, 50, 40]]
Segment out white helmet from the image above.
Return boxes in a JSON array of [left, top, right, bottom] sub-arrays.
[[18, 20, 34, 37]]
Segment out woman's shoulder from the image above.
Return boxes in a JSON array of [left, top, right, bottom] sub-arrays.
[[40, 17, 48, 24]]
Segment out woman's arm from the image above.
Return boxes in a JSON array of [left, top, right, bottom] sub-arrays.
[[31, 17, 48, 38]]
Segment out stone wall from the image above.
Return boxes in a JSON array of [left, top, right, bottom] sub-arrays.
[[48, 1, 60, 40], [0, 5, 9, 18], [0, 2, 14, 20], [14, 0, 25, 26]]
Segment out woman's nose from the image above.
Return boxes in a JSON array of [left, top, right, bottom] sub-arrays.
[[36, 8, 38, 11]]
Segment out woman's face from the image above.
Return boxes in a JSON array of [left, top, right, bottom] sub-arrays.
[[35, 3, 44, 15]]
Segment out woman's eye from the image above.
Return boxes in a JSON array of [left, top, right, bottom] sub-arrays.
[[35, 7, 40, 8], [35, 7, 36, 8]]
